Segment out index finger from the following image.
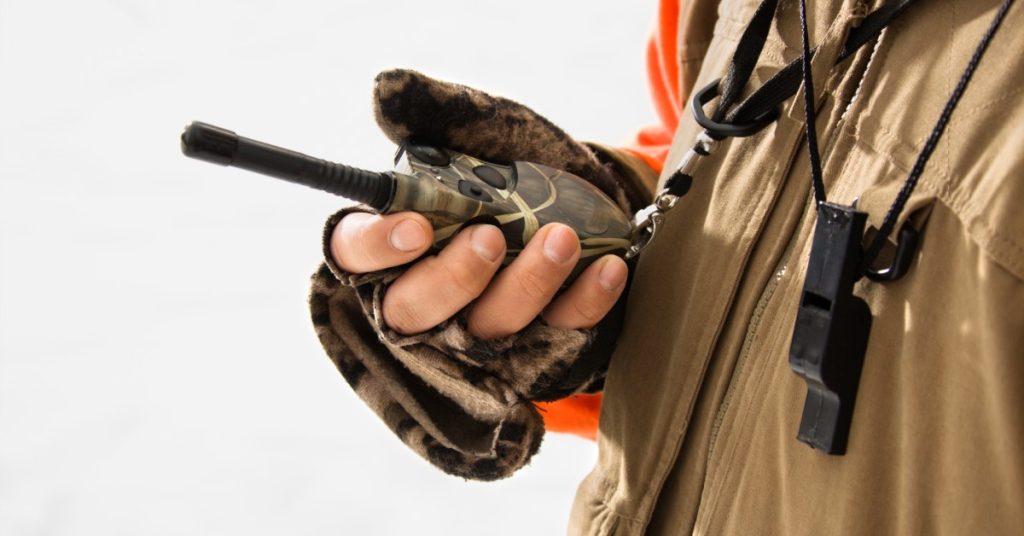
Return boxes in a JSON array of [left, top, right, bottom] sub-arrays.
[[330, 211, 434, 274]]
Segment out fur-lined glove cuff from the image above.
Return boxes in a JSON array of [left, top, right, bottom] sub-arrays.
[[309, 207, 606, 480], [307, 69, 657, 480]]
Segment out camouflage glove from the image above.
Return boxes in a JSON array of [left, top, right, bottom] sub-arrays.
[[308, 69, 656, 480]]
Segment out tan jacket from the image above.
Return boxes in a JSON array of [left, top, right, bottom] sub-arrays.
[[570, 0, 1024, 534]]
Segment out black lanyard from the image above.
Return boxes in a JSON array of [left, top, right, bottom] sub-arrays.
[[786, 0, 1013, 455], [628, 0, 919, 259], [688, 0, 918, 143], [679, 0, 1013, 455], [681, 0, 919, 457]]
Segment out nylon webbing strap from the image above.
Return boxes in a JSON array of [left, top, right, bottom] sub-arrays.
[[713, 0, 780, 122], [703, 0, 919, 135]]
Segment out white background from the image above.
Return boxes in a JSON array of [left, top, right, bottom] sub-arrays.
[[0, 1, 658, 534]]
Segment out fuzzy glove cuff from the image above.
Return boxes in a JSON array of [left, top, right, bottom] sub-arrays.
[[308, 69, 657, 480], [310, 207, 608, 480]]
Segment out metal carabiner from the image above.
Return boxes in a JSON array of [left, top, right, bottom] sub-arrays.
[[626, 207, 665, 259], [624, 131, 718, 259]]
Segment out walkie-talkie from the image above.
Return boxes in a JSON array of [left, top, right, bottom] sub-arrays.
[[180, 121, 633, 278]]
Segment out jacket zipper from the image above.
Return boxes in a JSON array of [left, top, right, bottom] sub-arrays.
[[701, 26, 880, 465], [703, 222, 799, 462], [702, 109, 852, 472]]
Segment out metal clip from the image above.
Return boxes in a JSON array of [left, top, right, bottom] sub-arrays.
[[624, 131, 717, 259], [863, 221, 919, 282], [626, 206, 664, 259]]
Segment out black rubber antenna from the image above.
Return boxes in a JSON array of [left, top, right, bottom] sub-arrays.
[[181, 121, 394, 210]]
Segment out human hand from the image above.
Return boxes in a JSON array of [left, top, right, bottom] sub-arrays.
[[330, 211, 628, 339], [309, 69, 653, 479]]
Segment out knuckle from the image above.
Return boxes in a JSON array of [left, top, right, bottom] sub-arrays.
[[354, 221, 389, 267], [331, 216, 378, 272], [569, 294, 606, 324], [382, 292, 428, 334], [468, 312, 517, 340], [468, 320, 503, 341], [329, 233, 350, 269], [513, 267, 553, 302], [441, 257, 488, 299]]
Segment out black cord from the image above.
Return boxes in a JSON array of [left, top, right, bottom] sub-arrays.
[[711, 0, 1012, 277], [861, 0, 1015, 269], [720, 0, 919, 129], [797, 0, 1013, 273], [799, 0, 827, 207]]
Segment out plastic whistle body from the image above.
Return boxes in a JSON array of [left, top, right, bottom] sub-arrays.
[[788, 203, 873, 455], [181, 121, 633, 278]]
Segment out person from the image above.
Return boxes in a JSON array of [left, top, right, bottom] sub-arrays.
[[308, 0, 1024, 533]]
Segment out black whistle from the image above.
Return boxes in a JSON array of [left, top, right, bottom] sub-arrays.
[[788, 202, 873, 455]]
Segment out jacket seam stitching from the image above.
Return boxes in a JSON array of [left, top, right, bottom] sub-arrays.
[[697, 258, 802, 528]]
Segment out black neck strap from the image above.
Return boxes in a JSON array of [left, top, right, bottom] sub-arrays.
[[787, 0, 1012, 455], [794, 0, 1014, 273], [694, 0, 918, 140]]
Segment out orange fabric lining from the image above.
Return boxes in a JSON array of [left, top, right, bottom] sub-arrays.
[[535, 394, 604, 441], [537, 0, 679, 441]]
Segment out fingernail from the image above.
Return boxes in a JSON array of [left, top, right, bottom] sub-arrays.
[[389, 219, 427, 252], [470, 225, 504, 262], [598, 258, 627, 291], [543, 225, 579, 264]]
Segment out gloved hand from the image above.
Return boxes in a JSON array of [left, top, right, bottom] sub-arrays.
[[309, 69, 657, 480]]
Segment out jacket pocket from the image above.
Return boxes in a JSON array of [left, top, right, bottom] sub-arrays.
[[840, 135, 939, 278]]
